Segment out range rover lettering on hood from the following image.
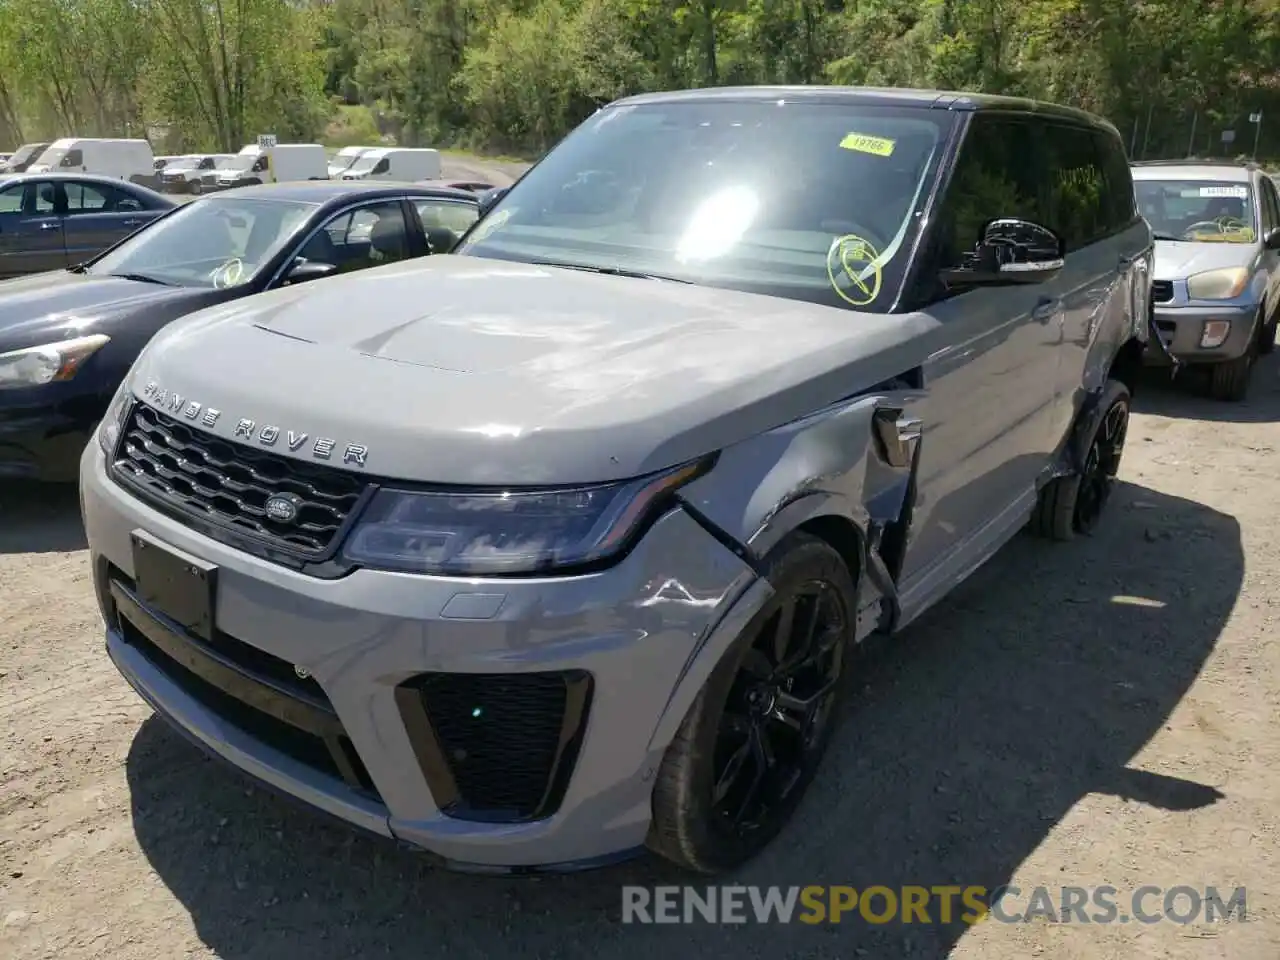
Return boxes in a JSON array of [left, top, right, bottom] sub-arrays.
[[140, 380, 371, 467]]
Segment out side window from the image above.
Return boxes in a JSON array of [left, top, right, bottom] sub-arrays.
[[414, 199, 479, 234], [1091, 129, 1136, 234], [297, 201, 411, 270], [932, 115, 1051, 274], [61, 149, 83, 168], [0, 183, 24, 214], [1042, 123, 1107, 251], [372, 158, 390, 175], [33, 182, 60, 214], [200, 157, 214, 170], [64, 183, 112, 213], [252, 155, 267, 172]]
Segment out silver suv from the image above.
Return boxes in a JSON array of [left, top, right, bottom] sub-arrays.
[[1133, 160, 1280, 400], [81, 87, 1151, 875]]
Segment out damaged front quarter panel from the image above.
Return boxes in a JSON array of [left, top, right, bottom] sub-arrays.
[[676, 383, 925, 643]]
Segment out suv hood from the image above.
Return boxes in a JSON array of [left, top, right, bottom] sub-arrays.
[[129, 255, 936, 484], [1153, 239, 1257, 280]]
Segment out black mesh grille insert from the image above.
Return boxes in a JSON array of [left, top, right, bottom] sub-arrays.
[[398, 671, 592, 822], [112, 403, 368, 557], [1151, 279, 1174, 303]]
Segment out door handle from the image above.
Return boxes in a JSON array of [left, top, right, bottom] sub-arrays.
[[122, 218, 142, 226], [39, 221, 59, 231]]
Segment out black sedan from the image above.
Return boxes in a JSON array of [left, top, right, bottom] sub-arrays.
[[0, 180, 480, 480], [0, 173, 176, 280]]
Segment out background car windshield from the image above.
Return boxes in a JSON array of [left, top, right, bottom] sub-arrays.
[[224, 154, 257, 171], [37, 148, 67, 166], [87, 197, 315, 287], [1135, 180, 1257, 243], [346, 154, 381, 173], [456, 101, 951, 313]]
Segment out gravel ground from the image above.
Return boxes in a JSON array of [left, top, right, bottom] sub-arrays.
[[1, 361, 1278, 959]]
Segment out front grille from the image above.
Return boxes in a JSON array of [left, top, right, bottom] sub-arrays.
[[112, 402, 368, 557], [1152, 280, 1174, 302], [396, 671, 593, 822]]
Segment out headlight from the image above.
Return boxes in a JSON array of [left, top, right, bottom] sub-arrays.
[[1186, 267, 1249, 300], [341, 457, 713, 575], [0, 334, 110, 389], [97, 380, 135, 456]]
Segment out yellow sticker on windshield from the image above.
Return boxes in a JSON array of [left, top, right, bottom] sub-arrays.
[[839, 133, 896, 157]]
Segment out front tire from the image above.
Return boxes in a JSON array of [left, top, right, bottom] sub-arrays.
[[647, 532, 857, 874], [1031, 379, 1130, 541]]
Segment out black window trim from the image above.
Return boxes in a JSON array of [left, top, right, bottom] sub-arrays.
[[265, 196, 427, 289]]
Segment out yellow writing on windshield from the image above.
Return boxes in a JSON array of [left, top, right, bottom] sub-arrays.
[[839, 133, 896, 157]]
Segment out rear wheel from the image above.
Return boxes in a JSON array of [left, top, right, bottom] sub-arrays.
[[1031, 379, 1130, 541], [647, 532, 856, 874]]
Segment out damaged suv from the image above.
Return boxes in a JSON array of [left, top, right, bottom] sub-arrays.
[[81, 87, 1150, 875]]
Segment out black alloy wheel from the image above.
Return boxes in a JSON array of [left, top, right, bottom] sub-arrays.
[[648, 532, 858, 873], [1073, 390, 1129, 534]]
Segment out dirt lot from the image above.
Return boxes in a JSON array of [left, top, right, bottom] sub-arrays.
[[1, 363, 1278, 959]]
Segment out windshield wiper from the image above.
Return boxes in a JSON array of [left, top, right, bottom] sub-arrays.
[[109, 272, 173, 286], [1151, 232, 1185, 242], [527, 259, 692, 283]]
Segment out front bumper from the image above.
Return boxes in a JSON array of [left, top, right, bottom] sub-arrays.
[[1144, 302, 1258, 365], [81, 438, 762, 868]]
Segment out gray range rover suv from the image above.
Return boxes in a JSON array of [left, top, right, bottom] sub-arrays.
[[81, 88, 1151, 875]]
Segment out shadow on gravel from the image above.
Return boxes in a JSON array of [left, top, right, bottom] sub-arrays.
[[1132, 351, 1280, 423], [0, 480, 86, 554], [125, 480, 1241, 960]]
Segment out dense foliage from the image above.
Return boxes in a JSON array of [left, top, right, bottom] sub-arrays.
[[1, 0, 1278, 160]]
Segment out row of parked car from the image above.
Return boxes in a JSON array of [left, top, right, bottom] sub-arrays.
[[5, 87, 1280, 880], [0, 138, 496, 196]]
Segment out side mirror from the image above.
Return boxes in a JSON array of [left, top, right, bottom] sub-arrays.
[[477, 187, 507, 217], [940, 218, 1065, 287], [1264, 227, 1280, 251], [282, 259, 337, 285]]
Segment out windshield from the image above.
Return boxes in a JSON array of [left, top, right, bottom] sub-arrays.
[[1135, 179, 1257, 243], [164, 157, 200, 171], [330, 152, 363, 173], [36, 147, 67, 166], [10, 143, 46, 166], [346, 154, 384, 174], [456, 101, 950, 312], [87, 196, 316, 287], [224, 153, 258, 172]]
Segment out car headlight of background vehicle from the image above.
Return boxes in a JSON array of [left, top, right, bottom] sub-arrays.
[[341, 457, 714, 575], [1186, 266, 1249, 300], [0, 333, 110, 389], [97, 379, 135, 456]]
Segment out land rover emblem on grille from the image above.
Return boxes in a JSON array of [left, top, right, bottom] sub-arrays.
[[264, 493, 303, 524]]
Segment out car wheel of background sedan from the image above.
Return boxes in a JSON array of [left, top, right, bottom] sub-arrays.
[[1031, 379, 1131, 541], [189, 181, 202, 195], [1206, 319, 1260, 402], [647, 531, 857, 874]]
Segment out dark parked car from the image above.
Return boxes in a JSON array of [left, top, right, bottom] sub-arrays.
[[0, 181, 479, 480], [0, 142, 50, 174], [0, 173, 175, 279]]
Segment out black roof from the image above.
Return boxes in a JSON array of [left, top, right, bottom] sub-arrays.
[[612, 86, 1116, 133], [214, 180, 478, 206]]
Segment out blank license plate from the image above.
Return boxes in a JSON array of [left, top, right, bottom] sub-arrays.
[[130, 532, 217, 641]]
